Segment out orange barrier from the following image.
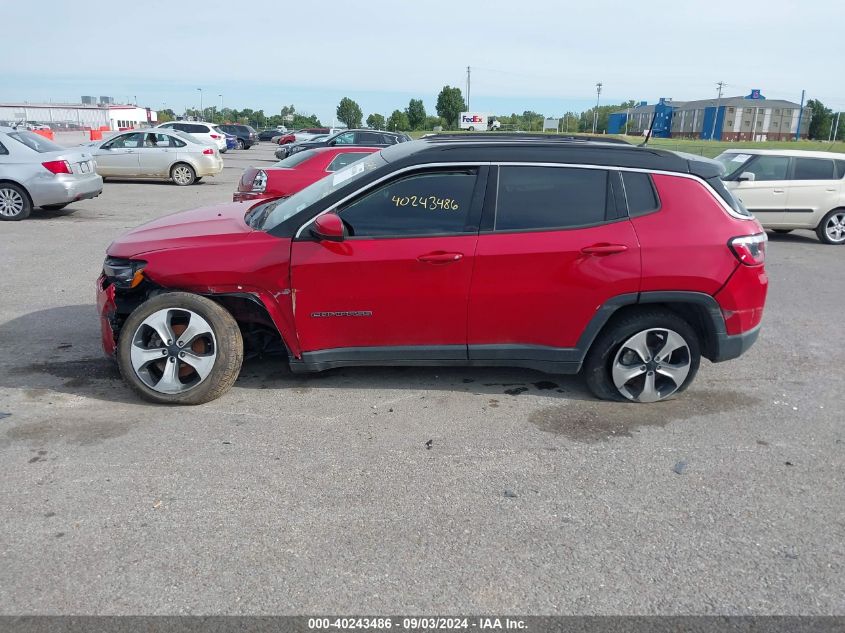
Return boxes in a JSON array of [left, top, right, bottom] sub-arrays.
[[99, 126, 110, 131], [89, 129, 103, 141], [34, 129, 55, 141]]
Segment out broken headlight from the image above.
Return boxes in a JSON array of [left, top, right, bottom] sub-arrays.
[[103, 257, 146, 289]]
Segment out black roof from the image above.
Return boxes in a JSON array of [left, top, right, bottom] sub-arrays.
[[380, 136, 722, 179]]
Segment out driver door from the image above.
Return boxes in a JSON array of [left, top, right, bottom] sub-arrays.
[[290, 167, 487, 358], [95, 132, 143, 176], [730, 154, 790, 225]]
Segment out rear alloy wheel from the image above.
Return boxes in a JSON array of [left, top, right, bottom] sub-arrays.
[[816, 209, 845, 245], [236, 139, 245, 150], [117, 293, 243, 404], [0, 183, 31, 221], [171, 163, 196, 186], [584, 310, 700, 403]]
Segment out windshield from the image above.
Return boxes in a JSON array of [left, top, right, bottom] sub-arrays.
[[715, 152, 753, 179], [257, 151, 388, 231], [8, 130, 64, 153]]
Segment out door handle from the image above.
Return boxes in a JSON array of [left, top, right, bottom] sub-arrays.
[[125, 150, 136, 154], [418, 252, 463, 264], [773, 189, 785, 194], [581, 244, 628, 255]]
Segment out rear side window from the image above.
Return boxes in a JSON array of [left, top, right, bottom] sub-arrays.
[[495, 166, 607, 231], [0, 140, 7, 155], [706, 176, 752, 217], [836, 160, 845, 179], [340, 169, 478, 237], [182, 124, 208, 134], [793, 157, 836, 180], [621, 171, 659, 216]]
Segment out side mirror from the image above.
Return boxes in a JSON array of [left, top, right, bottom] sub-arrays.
[[311, 213, 345, 242], [737, 171, 756, 182]]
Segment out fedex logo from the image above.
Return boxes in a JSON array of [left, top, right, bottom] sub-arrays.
[[461, 114, 484, 123]]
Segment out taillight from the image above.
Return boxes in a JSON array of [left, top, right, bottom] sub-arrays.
[[202, 148, 215, 155], [729, 233, 767, 266], [210, 134, 220, 139], [42, 160, 71, 174], [252, 170, 267, 192]]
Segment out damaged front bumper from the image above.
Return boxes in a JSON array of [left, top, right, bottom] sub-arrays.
[[96, 274, 118, 357]]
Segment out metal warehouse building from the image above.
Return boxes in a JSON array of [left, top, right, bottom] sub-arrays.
[[608, 90, 810, 141], [0, 98, 157, 131]]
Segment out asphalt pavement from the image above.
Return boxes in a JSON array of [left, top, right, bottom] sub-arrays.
[[0, 140, 843, 615]]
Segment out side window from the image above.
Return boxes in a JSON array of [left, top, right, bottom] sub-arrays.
[[836, 160, 845, 179], [333, 132, 355, 145], [380, 134, 399, 145], [105, 133, 144, 149], [326, 152, 371, 172], [339, 169, 478, 237], [172, 123, 188, 132], [793, 158, 836, 180], [355, 132, 380, 144], [170, 136, 187, 148], [495, 166, 608, 231], [621, 171, 659, 216], [744, 155, 789, 181], [186, 124, 208, 134], [0, 140, 8, 155]]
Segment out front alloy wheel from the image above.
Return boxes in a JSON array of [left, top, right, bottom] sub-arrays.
[[117, 293, 243, 404]]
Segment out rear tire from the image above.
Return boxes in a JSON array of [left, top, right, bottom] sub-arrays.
[[583, 309, 701, 403], [40, 203, 69, 211], [815, 208, 845, 245], [117, 292, 244, 405], [171, 163, 196, 186], [0, 183, 31, 220]]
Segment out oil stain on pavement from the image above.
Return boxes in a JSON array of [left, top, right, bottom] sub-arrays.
[[529, 390, 760, 443]]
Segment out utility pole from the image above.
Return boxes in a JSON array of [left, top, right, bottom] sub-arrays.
[[197, 88, 203, 120], [709, 81, 724, 140], [832, 111, 842, 142], [795, 89, 805, 141], [466, 66, 471, 111], [592, 82, 602, 134]]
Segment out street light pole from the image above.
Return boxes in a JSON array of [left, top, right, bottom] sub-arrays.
[[197, 88, 203, 120], [218, 94, 223, 122], [592, 82, 602, 134], [709, 81, 724, 141]]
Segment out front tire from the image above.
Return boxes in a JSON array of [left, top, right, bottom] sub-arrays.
[[117, 292, 244, 405], [583, 309, 701, 403], [0, 183, 31, 220], [816, 208, 845, 245], [40, 203, 69, 211], [236, 139, 245, 150], [171, 163, 196, 186]]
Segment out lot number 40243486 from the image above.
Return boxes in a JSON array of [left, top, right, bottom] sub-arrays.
[[391, 195, 460, 211]]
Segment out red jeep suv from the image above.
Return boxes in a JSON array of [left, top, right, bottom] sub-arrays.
[[97, 137, 768, 405]]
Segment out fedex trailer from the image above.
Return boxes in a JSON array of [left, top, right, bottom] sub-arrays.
[[459, 112, 500, 131]]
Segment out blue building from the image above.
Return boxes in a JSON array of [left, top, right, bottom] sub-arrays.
[[607, 90, 810, 141]]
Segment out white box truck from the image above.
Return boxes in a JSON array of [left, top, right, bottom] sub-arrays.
[[459, 112, 500, 131]]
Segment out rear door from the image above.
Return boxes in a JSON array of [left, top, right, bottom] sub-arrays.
[[467, 165, 641, 361], [729, 154, 790, 226], [290, 166, 486, 355], [786, 157, 840, 228], [137, 133, 175, 176]]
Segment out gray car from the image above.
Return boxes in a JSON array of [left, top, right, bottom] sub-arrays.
[[86, 129, 224, 186], [0, 126, 102, 221]]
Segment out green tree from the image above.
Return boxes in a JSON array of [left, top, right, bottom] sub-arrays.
[[387, 110, 410, 132], [435, 86, 466, 129], [156, 109, 175, 123], [807, 98, 832, 139], [336, 97, 363, 129], [424, 115, 443, 130], [293, 113, 322, 128], [366, 113, 386, 129], [406, 98, 426, 130]]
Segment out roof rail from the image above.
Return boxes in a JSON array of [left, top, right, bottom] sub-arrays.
[[424, 132, 631, 145]]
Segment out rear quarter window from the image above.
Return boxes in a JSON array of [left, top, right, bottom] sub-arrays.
[[621, 171, 659, 216]]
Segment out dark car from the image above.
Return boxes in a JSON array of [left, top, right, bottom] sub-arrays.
[[258, 129, 284, 141], [97, 136, 768, 405], [217, 124, 258, 149], [278, 129, 409, 160]]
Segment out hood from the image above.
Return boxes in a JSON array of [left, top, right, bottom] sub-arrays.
[[108, 202, 255, 258]]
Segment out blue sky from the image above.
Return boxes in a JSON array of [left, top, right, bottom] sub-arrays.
[[3, 0, 844, 120]]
